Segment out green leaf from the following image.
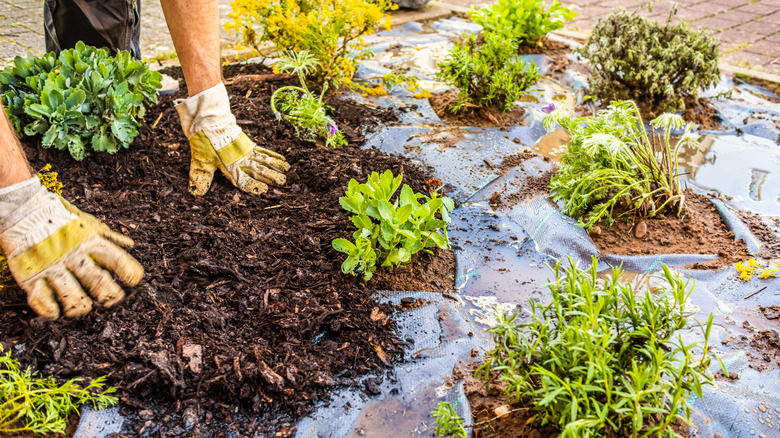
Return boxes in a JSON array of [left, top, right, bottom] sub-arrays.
[[332, 238, 356, 253], [377, 201, 394, 222]]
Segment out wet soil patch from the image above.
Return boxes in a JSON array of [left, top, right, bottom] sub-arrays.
[[429, 89, 527, 127], [519, 39, 572, 75], [0, 64, 454, 436], [589, 192, 749, 270], [737, 209, 780, 258], [722, 329, 780, 372]]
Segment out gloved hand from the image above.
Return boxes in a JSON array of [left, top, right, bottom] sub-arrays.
[[176, 82, 290, 196], [0, 177, 143, 319]]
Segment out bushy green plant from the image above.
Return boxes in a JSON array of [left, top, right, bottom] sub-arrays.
[[0, 347, 118, 434], [271, 51, 346, 147], [333, 170, 454, 280], [543, 100, 699, 230], [0, 42, 161, 160], [475, 259, 724, 438], [432, 402, 467, 438], [437, 32, 541, 114], [469, 0, 576, 47], [577, 7, 720, 112]]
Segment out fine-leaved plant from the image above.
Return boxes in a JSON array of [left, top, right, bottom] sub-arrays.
[[577, 6, 720, 113], [432, 402, 467, 438], [469, 0, 577, 47], [473, 259, 724, 438], [0, 42, 161, 160], [333, 170, 454, 280], [271, 50, 346, 147], [437, 32, 541, 114], [543, 100, 699, 230], [225, 0, 395, 87], [0, 347, 118, 434]]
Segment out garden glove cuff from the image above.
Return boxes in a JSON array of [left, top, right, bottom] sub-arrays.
[[0, 177, 143, 319], [175, 82, 290, 196]]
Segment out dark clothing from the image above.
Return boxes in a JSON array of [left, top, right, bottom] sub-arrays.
[[43, 0, 142, 60]]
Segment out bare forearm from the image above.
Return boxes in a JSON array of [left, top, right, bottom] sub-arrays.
[[159, 0, 222, 96], [0, 105, 33, 188]]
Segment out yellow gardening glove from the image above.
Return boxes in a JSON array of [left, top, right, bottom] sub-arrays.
[[0, 177, 143, 319], [176, 82, 290, 196]]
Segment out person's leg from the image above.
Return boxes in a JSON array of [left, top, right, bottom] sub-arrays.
[[159, 0, 221, 96], [0, 107, 33, 188]]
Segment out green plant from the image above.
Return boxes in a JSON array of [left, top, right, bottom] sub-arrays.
[[432, 402, 467, 438], [271, 50, 346, 147], [0, 42, 161, 160], [436, 32, 541, 114], [0, 347, 118, 434], [577, 6, 720, 113], [225, 0, 395, 87], [543, 100, 699, 230], [469, 0, 576, 47], [332, 170, 454, 280], [475, 259, 723, 438]]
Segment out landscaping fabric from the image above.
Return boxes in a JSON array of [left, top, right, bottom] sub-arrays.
[[5, 17, 780, 438]]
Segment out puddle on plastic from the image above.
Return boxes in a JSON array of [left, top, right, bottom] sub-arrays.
[[348, 385, 439, 438], [686, 134, 780, 216], [532, 127, 569, 160]]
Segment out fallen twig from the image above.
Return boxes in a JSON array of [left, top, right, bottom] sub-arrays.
[[744, 286, 768, 300]]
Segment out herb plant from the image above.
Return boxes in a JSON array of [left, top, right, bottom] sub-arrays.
[[0, 42, 161, 160], [577, 7, 720, 113], [225, 0, 395, 87], [333, 170, 454, 280], [0, 347, 118, 434], [543, 100, 699, 230], [437, 32, 541, 114], [432, 402, 467, 438], [469, 0, 576, 47], [271, 51, 346, 147], [474, 259, 723, 438]]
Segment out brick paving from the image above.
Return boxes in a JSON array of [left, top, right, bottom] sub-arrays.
[[2, 0, 779, 75], [0, 0, 237, 64]]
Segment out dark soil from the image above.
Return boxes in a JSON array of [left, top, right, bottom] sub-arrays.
[[721, 329, 780, 372], [589, 191, 749, 270], [429, 89, 527, 127], [681, 97, 722, 130], [0, 63, 455, 436], [519, 39, 572, 75]]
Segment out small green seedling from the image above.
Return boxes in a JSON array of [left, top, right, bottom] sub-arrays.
[[333, 170, 454, 280], [469, 0, 577, 47], [0, 347, 118, 434], [432, 402, 467, 438]]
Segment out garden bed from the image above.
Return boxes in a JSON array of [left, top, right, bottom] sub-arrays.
[[0, 64, 455, 436]]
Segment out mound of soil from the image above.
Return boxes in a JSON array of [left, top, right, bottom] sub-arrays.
[[429, 89, 527, 127], [590, 192, 749, 269], [721, 329, 780, 372], [0, 63, 454, 436]]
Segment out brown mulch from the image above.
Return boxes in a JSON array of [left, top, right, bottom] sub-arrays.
[[589, 191, 749, 269], [429, 89, 527, 127], [0, 63, 454, 436]]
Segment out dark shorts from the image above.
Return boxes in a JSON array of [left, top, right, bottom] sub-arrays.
[[43, 0, 142, 59]]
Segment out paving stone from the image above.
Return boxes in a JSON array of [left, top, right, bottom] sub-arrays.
[[735, 21, 780, 36], [719, 29, 771, 45], [673, 6, 716, 23], [690, 16, 741, 31], [715, 10, 762, 23], [744, 39, 780, 58], [709, 0, 757, 7], [734, 2, 780, 15], [722, 49, 776, 68]]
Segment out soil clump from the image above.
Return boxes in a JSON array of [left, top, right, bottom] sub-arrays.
[[0, 63, 454, 436], [587, 191, 749, 269], [429, 89, 527, 127]]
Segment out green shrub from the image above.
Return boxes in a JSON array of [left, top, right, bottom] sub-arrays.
[[577, 7, 720, 113], [436, 32, 541, 114], [474, 259, 724, 438], [333, 170, 454, 280], [271, 50, 346, 147], [543, 100, 699, 230], [469, 0, 576, 47], [0, 42, 161, 160], [0, 347, 118, 434]]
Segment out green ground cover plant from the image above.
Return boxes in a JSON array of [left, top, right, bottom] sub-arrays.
[[225, 0, 395, 87], [577, 6, 720, 113], [0, 347, 117, 434], [333, 170, 454, 280], [0, 42, 161, 160], [543, 100, 699, 231], [469, 0, 576, 47], [436, 32, 541, 114], [435, 259, 724, 438], [270, 51, 346, 147]]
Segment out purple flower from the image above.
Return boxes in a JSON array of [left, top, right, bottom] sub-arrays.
[[542, 103, 556, 113], [327, 124, 337, 135]]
